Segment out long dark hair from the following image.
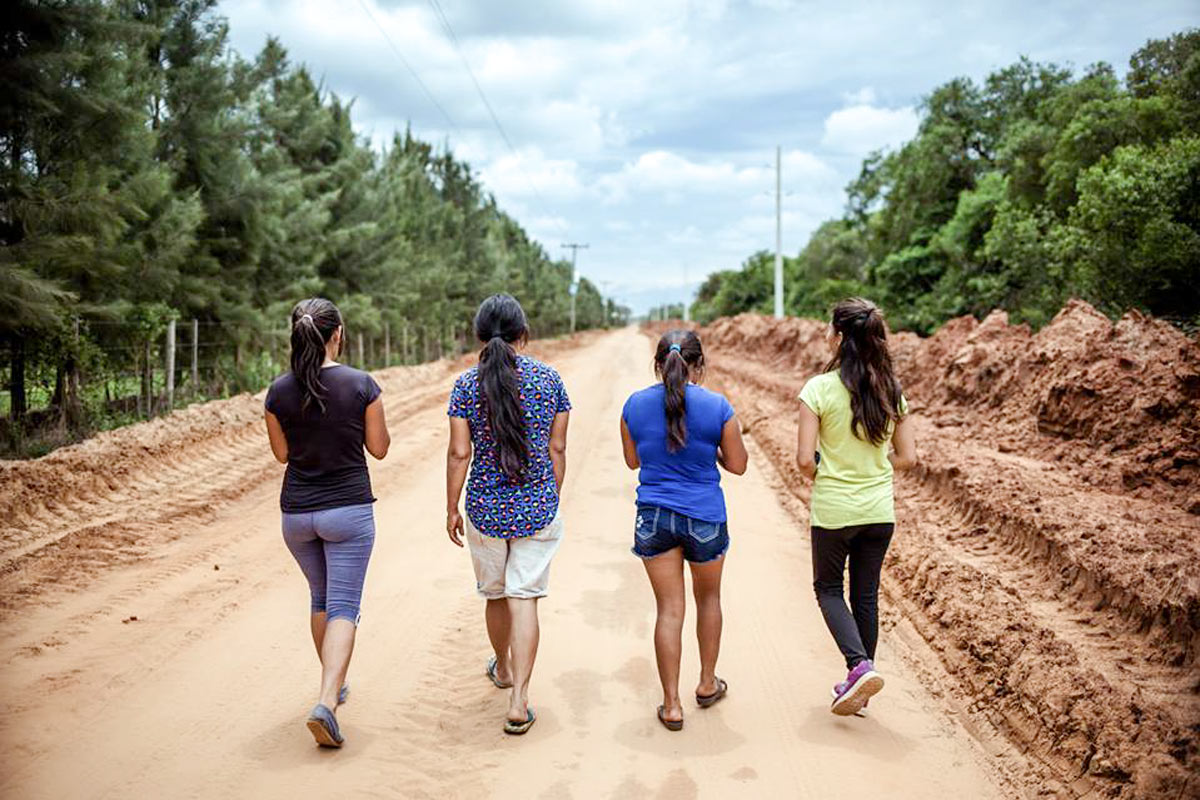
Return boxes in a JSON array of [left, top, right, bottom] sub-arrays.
[[824, 298, 904, 446], [654, 330, 705, 452], [290, 298, 343, 414], [475, 294, 530, 483]]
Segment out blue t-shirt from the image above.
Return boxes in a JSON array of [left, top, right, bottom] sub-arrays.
[[448, 355, 571, 538], [621, 384, 736, 523]]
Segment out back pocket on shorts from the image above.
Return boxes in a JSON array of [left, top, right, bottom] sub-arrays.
[[688, 518, 722, 544], [634, 507, 659, 540]]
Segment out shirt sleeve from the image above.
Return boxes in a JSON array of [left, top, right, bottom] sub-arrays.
[[899, 392, 909, 417], [264, 381, 279, 415], [798, 376, 822, 416], [554, 371, 571, 413], [447, 374, 470, 418], [720, 394, 735, 424], [362, 373, 382, 406]]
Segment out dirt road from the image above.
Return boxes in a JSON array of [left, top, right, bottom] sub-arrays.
[[0, 328, 1010, 799]]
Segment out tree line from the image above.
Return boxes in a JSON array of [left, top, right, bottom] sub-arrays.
[[691, 30, 1199, 332], [1, 0, 620, 452]]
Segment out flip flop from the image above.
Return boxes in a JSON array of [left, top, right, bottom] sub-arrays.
[[338, 683, 350, 705], [696, 678, 728, 708], [487, 656, 513, 689], [657, 705, 683, 731], [306, 703, 344, 748], [504, 709, 536, 735]]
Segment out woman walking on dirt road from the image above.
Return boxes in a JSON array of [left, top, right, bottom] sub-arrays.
[[264, 297, 391, 748], [620, 330, 748, 731], [796, 297, 917, 717], [446, 294, 571, 735]]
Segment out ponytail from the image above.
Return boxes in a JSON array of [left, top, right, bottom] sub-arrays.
[[289, 298, 342, 414], [825, 298, 903, 446], [654, 330, 705, 452], [474, 294, 530, 484]]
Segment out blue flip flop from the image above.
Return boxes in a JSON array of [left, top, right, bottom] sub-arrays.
[[487, 657, 513, 689], [306, 703, 344, 748], [338, 684, 350, 705], [503, 709, 536, 735]]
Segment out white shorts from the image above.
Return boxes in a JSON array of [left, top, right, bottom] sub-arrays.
[[466, 513, 564, 599]]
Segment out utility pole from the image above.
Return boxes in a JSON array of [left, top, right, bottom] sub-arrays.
[[683, 264, 691, 323], [774, 145, 784, 319], [561, 242, 589, 334]]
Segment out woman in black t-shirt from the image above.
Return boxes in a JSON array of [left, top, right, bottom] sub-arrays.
[[264, 297, 391, 749]]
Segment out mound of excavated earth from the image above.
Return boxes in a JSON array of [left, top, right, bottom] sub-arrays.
[[670, 301, 1199, 799]]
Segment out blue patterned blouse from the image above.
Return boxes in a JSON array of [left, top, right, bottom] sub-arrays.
[[448, 355, 571, 538]]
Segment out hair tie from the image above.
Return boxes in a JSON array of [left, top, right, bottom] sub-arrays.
[[668, 343, 682, 353], [298, 313, 314, 324]]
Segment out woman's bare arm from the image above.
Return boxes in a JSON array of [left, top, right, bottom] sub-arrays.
[[619, 418, 640, 470], [889, 415, 918, 470], [795, 402, 819, 480], [364, 396, 390, 460], [446, 417, 472, 547], [549, 411, 570, 491], [717, 416, 749, 475], [265, 410, 288, 464]]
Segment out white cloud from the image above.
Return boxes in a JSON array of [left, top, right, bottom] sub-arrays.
[[218, 0, 1195, 311], [822, 103, 920, 157]]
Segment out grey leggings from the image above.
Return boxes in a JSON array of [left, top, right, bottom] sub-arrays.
[[811, 523, 894, 670], [281, 503, 376, 624]]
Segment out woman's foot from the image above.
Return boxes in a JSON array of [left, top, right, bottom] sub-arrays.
[[658, 699, 684, 727], [831, 660, 884, 717], [306, 704, 344, 748], [657, 705, 683, 731], [696, 677, 728, 708], [487, 656, 513, 689]]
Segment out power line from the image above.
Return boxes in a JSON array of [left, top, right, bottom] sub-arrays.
[[355, 0, 459, 134], [424, 0, 552, 217]]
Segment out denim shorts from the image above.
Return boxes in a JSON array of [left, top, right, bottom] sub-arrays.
[[632, 505, 730, 564]]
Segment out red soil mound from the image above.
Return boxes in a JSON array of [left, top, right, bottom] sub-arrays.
[[674, 301, 1200, 799]]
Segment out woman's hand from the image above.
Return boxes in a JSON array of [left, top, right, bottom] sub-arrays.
[[446, 508, 465, 547]]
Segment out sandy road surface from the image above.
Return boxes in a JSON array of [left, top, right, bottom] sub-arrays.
[[0, 328, 1008, 799]]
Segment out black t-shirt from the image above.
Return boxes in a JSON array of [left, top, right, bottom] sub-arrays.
[[265, 364, 382, 513]]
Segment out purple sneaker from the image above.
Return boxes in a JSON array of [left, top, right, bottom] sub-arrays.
[[831, 686, 869, 717], [831, 660, 884, 716]]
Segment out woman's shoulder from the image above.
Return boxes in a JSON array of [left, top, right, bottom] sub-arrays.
[[517, 355, 561, 381]]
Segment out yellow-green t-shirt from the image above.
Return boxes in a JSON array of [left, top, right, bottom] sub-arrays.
[[798, 371, 907, 529]]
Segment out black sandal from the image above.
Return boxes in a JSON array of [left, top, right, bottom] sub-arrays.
[[657, 705, 683, 731], [696, 678, 728, 708]]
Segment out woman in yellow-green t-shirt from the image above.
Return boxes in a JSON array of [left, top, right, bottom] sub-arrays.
[[796, 298, 918, 718]]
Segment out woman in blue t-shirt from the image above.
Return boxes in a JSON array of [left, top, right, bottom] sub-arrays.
[[620, 329, 748, 731]]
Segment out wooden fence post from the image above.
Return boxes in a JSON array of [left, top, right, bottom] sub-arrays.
[[191, 319, 199, 393], [165, 319, 176, 411]]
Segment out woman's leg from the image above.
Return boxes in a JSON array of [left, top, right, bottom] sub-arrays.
[[282, 512, 328, 659], [811, 526, 869, 670], [310, 610, 328, 658], [315, 504, 376, 711], [506, 596, 539, 722], [847, 524, 894, 663], [689, 556, 725, 697], [643, 547, 686, 722], [486, 598, 513, 684]]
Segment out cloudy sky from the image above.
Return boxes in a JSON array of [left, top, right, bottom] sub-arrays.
[[220, 0, 1195, 312]]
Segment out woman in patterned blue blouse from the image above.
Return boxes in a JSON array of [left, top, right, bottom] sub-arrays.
[[446, 294, 571, 735]]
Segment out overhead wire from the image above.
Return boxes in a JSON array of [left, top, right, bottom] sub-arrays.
[[424, 0, 557, 224], [354, 0, 460, 134]]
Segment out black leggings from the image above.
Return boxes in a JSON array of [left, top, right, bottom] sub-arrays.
[[811, 523, 894, 670]]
